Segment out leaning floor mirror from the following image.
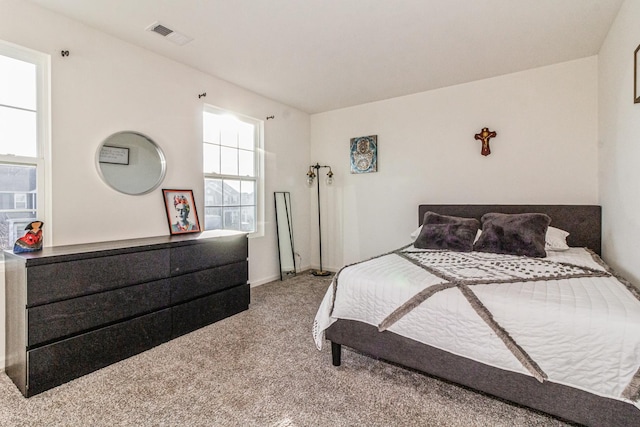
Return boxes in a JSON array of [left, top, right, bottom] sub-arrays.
[[274, 192, 296, 280]]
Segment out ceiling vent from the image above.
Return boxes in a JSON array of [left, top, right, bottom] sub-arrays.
[[146, 21, 193, 46]]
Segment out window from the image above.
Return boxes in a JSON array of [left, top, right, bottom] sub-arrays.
[[0, 41, 49, 250], [203, 106, 262, 234]]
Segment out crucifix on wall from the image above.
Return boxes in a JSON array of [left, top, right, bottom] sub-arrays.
[[474, 127, 497, 156]]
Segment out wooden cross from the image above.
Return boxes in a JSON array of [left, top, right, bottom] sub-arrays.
[[474, 127, 497, 156]]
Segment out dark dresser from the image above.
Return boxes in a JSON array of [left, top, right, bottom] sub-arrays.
[[4, 230, 249, 397]]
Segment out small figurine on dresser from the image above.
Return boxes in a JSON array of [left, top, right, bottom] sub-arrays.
[[13, 220, 44, 253]]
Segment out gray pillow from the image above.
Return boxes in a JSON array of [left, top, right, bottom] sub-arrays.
[[414, 212, 480, 252], [473, 212, 551, 258]]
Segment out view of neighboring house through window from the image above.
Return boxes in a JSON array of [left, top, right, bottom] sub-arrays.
[[203, 106, 260, 234], [0, 41, 48, 250]]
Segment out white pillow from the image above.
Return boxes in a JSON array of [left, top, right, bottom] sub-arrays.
[[410, 225, 422, 240], [545, 226, 570, 251]]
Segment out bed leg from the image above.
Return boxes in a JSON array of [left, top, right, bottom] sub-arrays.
[[331, 341, 341, 366]]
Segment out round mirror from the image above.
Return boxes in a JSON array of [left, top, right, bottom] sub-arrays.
[[96, 131, 166, 195]]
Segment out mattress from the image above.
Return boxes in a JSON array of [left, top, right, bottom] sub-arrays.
[[313, 246, 640, 409]]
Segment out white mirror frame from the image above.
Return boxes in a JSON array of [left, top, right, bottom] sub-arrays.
[[96, 131, 166, 195]]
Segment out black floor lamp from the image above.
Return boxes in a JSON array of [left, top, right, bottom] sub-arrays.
[[307, 163, 333, 277]]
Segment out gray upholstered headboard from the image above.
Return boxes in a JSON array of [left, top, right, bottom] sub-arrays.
[[418, 205, 602, 255]]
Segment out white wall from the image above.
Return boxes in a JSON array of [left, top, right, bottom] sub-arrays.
[[0, 0, 312, 368], [311, 57, 599, 269], [598, 0, 640, 285]]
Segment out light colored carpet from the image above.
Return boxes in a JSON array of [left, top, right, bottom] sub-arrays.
[[0, 273, 569, 426]]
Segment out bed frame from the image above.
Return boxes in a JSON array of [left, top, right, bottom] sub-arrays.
[[326, 204, 640, 426]]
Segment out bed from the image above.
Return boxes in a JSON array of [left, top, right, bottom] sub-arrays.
[[313, 205, 640, 426]]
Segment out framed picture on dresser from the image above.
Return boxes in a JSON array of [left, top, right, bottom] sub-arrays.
[[162, 189, 201, 234]]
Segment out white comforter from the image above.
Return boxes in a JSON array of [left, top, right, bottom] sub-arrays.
[[313, 247, 640, 408]]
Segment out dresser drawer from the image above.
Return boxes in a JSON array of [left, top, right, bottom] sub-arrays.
[[170, 235, 247, 275], [170, 261, 247, 304], [27, 249, 170, 306], [28, 279, 171, 347], [26, 309, 171, 397], [172, 284, 249, 338]]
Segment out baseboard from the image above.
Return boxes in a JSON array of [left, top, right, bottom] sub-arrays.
[[250, 264, 330, 287], [250, 274, 280, 287]]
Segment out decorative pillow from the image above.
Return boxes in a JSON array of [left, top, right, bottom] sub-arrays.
[[473, 212, 551, 258], [474, 226, 570, 251], [412, 223, 485, 242], [545, 226, 570, 251], [414, 212, 480, 252]]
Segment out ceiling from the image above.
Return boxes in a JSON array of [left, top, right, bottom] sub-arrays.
[[29, 0, 623, 114]]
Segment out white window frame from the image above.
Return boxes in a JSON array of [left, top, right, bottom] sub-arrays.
[[13, 194, 27, 210], [203, 105, 264, 237], [0, 40, 51, 248]]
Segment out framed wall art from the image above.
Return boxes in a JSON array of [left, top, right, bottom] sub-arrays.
[[350, 135, 377, 174], [98, 145, 129, 165], [162, 189, 201, 234]]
